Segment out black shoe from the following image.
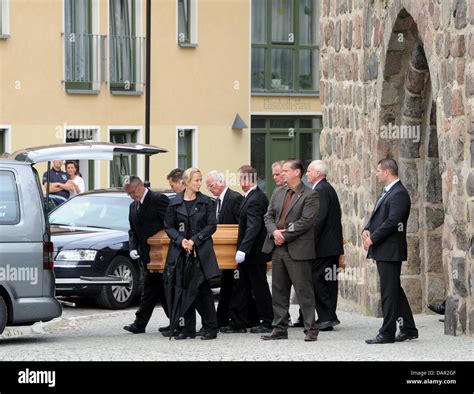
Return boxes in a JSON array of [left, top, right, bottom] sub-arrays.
[[196, 328, 205, 336], [220, 325, 247, 334], [428, 303, 445, 315], [158, 325, 170, 332], [123, 323, 145, 334], [201, 331, 218, 340], [161, 329, 179, 337], [175, 332, 196, 340], [320, 326, 334, 331], [365, 334, 395, 344], [395, 332, 419, 342], [261, 329, 288, 340], [315, 319, 340, 330], [249, 325, 273, 334]]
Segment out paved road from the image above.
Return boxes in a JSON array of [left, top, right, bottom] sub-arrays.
[[0, 299, 472, 361]]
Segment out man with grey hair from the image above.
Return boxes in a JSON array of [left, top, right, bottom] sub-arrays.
[[271, 161, 286, 187], [123, 176, 170, 334], [205, 170, 246, 327], [295, 160, 344, 331]]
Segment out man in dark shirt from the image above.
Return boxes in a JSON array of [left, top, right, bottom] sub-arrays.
[[42, 160, 71, 200]]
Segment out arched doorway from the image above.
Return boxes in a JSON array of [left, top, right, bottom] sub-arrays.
[[377, 9, 445, 313]]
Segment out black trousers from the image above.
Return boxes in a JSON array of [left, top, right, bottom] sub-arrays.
[[135, 270, 168, 329], [229, 263, 273, 328], [377, 260, 417, 338], [217, 269, 259, 327], [313, 256, 339, 322], [181, 279, 218, 334]]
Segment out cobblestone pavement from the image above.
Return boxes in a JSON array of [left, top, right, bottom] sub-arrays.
[[0, 299, 472, 361]]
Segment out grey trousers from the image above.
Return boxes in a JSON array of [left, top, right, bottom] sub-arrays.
[[271, 246, 316, 331]]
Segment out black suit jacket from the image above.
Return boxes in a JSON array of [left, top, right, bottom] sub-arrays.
[[164, 192, 220, 280], [217, 188, 244, 224], [313, 179, 344, 258], [128, 189, 169, 264], [364, 180, 411, 262], [237, 186, 271, 264]]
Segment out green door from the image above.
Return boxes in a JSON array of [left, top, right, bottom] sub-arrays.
[[267, 132, 296, 196]]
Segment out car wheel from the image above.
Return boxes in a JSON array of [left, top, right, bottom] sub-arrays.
[[0, 296, 7, 335], [95, 256, 137, 310]]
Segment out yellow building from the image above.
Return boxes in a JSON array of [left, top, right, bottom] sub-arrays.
[[0, 0, 321, 195]]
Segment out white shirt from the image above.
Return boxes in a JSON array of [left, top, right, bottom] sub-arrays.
[[384, 178, 400, 193], [312, 178, 325, 190], [218, 187, 228, 202], [68, 176, 85, 198], [140, 187, 149, 205], [244, 185, 257, 198]]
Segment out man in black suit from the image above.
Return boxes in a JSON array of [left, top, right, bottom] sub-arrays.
[[362, 159, 418, 344], [205, 170, 244, 327], [220, 166, 273, 334], [123, 176, 170, 334], [301, 160, 344, 331]]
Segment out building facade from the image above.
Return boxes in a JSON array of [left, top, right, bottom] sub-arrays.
[[320, 0, 473, 336], [0, 0, 322, 196]]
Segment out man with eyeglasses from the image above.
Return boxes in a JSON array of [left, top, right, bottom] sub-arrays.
[[123, 176, 170, 334]]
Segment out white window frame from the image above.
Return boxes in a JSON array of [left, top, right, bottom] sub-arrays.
[[176, 0, 198, 46], [62, 0, 101, 92], [107, 0, 145, 94], [106, 126, 144, 187], [0, 0, 10, 38], [176, 125, 198, 168], [62, 125, 101, 189], [0, 125, 12, 153]]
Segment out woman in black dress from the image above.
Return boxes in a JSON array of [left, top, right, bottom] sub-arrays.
[[164, 168, 220, 340]]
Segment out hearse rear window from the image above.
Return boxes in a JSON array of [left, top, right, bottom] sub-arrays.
[[0, 171, 20, 225]]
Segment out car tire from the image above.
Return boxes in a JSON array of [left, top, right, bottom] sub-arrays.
[[95, 256, 138, 310], [0, 296, 7, 335]]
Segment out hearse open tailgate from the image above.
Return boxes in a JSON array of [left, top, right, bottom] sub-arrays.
[[55, 276, 131, 287]]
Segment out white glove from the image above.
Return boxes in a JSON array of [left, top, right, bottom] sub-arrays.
[[129, 250, 140, 260], [235, 251, 246, 264]]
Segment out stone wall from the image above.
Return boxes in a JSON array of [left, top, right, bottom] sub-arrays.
[[320, 0, 473, 335]]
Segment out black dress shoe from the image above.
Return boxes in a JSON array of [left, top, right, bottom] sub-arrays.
[[219, 325, 247, 334], [196, 328, 205, 336], [395, 332, 419, 342], [158, 325, 170, 332], [201, 331, 217, 340], [123, 323, 145, 334], [315, 319, 340, 330], [175, 332, 196, 340], [161, 329, 179, 337], [249, 325, 273, 334], [428, 303, 445, 315], [319, 326, 334, 332], [365, 334, 395, 344], [261, 329, 288, 340]]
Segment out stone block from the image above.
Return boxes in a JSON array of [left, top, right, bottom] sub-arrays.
[[403, 236, 421, 275], [426, 275, 446, 305], [452, 257, 467, 297], [401, 277, 422, 313], [425, 207, 445, 230], [425, 161, 442, 203], [427, 236, 443, 273], [444, 296, 459, 335]]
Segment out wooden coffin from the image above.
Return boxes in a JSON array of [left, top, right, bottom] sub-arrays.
[[147, 224, 242, 273]]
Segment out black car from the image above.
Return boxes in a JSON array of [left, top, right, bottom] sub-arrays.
[[49, 188, 175, 309]]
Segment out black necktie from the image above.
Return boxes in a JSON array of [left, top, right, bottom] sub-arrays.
[[137, 201, 141, 213], [216, 198, 221, 220]]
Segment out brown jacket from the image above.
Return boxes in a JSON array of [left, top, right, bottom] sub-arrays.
[[262, 182, 319, 260]]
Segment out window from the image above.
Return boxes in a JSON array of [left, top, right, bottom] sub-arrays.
[[64, 0, 101, 92], [251, 0, 320, 93], [177, 128, 195, 169], [109, 0, 144, 93], [0, 0, 10, 37], [251, 116, 322, 195], [65, 126, 99, 190], [109, 130, 138, 187], [0, 129, 5, 155], [0, 171, 20, 225], [177, 0, 197, 46]]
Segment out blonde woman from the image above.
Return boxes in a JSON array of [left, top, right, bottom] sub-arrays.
[[164, 168, 219, 340]]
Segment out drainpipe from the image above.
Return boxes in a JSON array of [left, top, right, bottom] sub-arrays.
[[144, 0, 151, 186]]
